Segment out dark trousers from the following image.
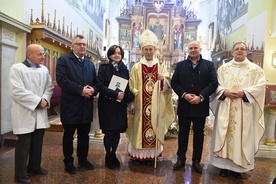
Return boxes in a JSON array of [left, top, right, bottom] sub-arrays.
[[103, 132, 120, 155], [177, 116, 206, 162], [15, 129, 45, 178], [62, 123, 91, 165]]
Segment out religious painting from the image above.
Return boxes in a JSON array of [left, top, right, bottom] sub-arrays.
[[93, 35, 100, 50], [66, 0, 105, 30], [265, 85, 276, 106], [120, 29, 131, 39], [184, 26, 197, 52], [120, 41, 130, 50], [173, 24, 184, 50], [89, 29, 93, 46], [217, 0, 248, 36], [132, 22, 143, 48], [147, 16, 167, 43]]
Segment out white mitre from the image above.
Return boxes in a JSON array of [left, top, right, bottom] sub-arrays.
[[139, 29, 158, 48]]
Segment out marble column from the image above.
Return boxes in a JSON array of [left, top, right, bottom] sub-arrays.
[[88, 96, 104, 150], [256, 108, 276, 158], [89, 96, 104, 138], [264, 108, 276, 146]]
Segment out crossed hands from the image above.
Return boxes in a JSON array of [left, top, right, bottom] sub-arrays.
[[81, 85, 94, 98], [183, 93, 201, 105], [223, 89, 244, 99], [37, 98, 48, 109]]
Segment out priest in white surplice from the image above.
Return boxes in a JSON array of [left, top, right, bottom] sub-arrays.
[[10, 44, 53, 183], [210, 42, 266, 179]]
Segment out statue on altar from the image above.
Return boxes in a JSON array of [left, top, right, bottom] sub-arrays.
[[173, 24, 184, 50], [132, 22, 143, 48]]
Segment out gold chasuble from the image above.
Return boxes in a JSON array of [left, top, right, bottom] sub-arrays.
[[127, 57, 175, 160]]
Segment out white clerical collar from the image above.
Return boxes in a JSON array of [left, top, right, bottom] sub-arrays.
[[146, 60, 153, 67]]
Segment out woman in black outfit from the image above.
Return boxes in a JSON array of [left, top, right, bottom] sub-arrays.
[[97, 45, 133, 169]]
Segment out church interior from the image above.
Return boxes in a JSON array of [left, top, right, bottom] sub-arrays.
[[0, 0, 276, 183]]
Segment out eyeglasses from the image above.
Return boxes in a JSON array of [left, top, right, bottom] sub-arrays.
[[73, 43, 87, 47], [233, 48, 247, 52]]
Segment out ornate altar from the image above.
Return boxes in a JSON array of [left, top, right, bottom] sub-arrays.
[[117, 0, 201, 73]]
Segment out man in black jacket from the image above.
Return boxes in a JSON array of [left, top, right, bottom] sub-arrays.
[[56, 35, 97, 174], [171, 41, 218, 173]]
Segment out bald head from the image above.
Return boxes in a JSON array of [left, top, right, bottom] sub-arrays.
[[26, 44, 45, 65], [187, 41, 201, 48], [187, 41, 201, 61]]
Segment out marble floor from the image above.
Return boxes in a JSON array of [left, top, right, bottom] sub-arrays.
[[0, 129, 276, 184]]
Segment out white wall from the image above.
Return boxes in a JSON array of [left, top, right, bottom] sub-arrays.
[[107, 0, 120, 47], [198, 0, 217, 60]]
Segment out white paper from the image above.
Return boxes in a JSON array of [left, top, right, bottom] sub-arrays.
[[108, 75, 128, 102]]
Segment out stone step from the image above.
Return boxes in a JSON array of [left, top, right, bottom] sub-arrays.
[[1, 132, 17, 147], [47, 117, 63, 132]]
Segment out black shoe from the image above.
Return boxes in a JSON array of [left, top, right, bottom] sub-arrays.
[[112, 154, 120, 167], [14, 176, 31, 184], [231, 171, 242, 179], [28, 168, 48, 175], [192, 161, 202, 174], [79, 160, 94, 170], [132, 159, 141, 166], [65, 164, 77, 174], [173, 159, 185, 171], [146, 160, 154, 167], [105, 154, 115, 169], [219, 169, 229, 178]]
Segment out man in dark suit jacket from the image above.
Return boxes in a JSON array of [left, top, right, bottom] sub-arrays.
[[56, 35, 97, 174], [171, 41, 218, 173]]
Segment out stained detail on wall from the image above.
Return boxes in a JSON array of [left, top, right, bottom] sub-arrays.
[[66, 0, 105, 29], [217, 0, 248, 36]]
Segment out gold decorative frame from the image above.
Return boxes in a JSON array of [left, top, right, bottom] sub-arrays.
[[265, 85, 276, 106]]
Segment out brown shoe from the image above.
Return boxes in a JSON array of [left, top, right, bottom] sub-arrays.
[[173, 159, 185, 170], [192, 161, 202, 173]]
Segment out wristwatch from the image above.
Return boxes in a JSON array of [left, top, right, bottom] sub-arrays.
[[199, 95, 204, 102]]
